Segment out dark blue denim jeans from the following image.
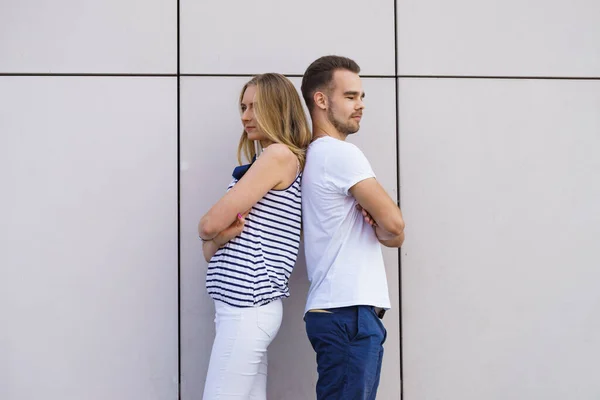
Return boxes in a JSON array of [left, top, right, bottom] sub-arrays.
[[305, 305, 387, 400]]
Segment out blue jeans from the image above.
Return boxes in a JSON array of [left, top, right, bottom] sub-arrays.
[[305, 306, 387, 400]]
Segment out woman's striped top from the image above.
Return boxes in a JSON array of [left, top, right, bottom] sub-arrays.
[[206, 173, 302, 307]]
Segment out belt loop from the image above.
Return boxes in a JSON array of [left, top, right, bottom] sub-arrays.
[[373, 306, 386, 319]]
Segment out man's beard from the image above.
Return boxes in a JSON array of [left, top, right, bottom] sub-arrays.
[[327, 106, 359, 135]]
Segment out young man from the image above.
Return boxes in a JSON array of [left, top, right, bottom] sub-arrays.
[[300, 55, 405, 399]]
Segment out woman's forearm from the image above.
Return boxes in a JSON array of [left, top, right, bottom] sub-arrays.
[[202, 240, 221, 263]]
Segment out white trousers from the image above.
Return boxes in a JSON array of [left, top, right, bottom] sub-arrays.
[[202, 299, 283, 400]]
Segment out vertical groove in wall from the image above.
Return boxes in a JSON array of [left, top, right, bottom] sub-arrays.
[[393, 0, 403, 398], [176, 0, 182, 397]]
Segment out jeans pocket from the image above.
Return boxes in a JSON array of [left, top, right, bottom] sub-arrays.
[[344, 308, 360, 342], [370, 308, 387, 344]]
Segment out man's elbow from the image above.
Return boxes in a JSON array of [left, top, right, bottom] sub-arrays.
[[384, 215, 405, 237], [396, 231, 405, 247], [379, 230, 405, 248]]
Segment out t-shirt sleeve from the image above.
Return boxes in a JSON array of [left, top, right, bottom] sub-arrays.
[[326, 143, 376, 195]]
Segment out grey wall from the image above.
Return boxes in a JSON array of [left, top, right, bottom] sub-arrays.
[[397, 0, 600, 398]]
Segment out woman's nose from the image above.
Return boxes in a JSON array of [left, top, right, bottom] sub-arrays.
[[241, 109, 252, 121]]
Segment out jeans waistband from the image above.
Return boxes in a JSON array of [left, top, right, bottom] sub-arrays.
[[310, 305, 386, 319]]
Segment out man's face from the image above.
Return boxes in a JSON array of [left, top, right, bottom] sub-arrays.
[[326, 70, 365, 135]]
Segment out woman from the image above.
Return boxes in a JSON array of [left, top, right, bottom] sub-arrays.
[[198, 73, 311, 399]]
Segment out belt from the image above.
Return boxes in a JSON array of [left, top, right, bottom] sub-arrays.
[[307, 306, 386, 319]]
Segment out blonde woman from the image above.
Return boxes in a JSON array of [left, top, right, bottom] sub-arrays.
[[198, 73, 311, 399]]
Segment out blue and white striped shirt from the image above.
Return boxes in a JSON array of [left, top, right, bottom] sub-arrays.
[[206, 174, 302, 307]]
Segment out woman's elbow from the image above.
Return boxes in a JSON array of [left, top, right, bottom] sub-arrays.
[[198, 215, 216, 239]]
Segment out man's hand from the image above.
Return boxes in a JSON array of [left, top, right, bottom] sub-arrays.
[[356, 203, 404, 247], [349, 178, 405, 240], [356, 203, 377, 227]]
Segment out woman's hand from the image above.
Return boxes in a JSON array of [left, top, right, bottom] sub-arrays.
[[202, 211, 249, 263], [213, 211, 249, 247]]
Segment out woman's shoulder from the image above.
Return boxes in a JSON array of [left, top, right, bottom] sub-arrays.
[[262, 143, 298, 165]]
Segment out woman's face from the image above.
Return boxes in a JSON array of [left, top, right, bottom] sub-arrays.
[[240, 85, 265, 142]]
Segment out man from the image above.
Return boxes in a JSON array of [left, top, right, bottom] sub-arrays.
[[300, 55, 405, 399]]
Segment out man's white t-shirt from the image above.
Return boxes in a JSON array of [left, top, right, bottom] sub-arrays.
[[302, 136, 391, 313]]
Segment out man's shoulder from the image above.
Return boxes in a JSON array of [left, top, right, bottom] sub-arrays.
[[309, 137, 365, 159]]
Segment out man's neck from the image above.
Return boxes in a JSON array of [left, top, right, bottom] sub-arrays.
[[311, 121, 347, 142]]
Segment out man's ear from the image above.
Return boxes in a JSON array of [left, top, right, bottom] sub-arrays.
[[314, 91, 328, 110]]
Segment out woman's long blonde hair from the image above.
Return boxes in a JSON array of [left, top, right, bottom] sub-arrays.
[[237, 73, 312, 169]]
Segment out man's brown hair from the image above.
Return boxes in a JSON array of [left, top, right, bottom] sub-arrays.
[[301, 55, 361, 113]]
